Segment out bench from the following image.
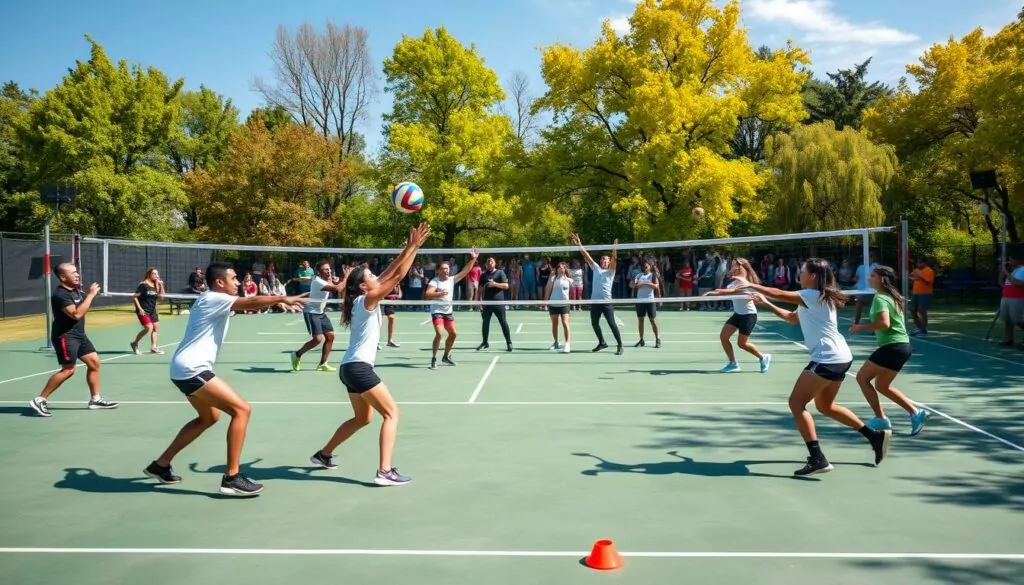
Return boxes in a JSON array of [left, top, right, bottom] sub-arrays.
[[168, 288, 196, 315]]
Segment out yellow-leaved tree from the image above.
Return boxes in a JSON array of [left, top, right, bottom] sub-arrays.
[[377, 27, 514, 248], [529, 0, 809, 240], [863, 20, 1024, 252]]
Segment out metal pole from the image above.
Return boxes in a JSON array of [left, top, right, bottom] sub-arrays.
[[39, 211, 56, 352], [1001, 211, 1008, 270], [900, 219, 910, 302], [861, 228, 871, 287]]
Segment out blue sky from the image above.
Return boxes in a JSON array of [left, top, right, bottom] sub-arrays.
[[1, 0, 1019, 155]]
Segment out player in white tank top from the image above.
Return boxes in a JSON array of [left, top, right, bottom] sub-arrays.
[[629, 259, 661, 348], [310, 223, 433, 487], [729, 258, 891, 478], [701, 258, 771, 374], [544, 261, 574, 353]]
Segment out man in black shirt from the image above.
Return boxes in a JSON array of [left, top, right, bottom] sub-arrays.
[[475, 257, 513, 352], [29, 263, 118, 417]]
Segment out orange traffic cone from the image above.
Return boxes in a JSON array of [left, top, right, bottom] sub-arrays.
[[584, 539, 623, 570]]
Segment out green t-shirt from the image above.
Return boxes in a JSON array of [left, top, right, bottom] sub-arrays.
[[869, 294, 910, 346]]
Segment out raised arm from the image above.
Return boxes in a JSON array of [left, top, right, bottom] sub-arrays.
[[729, 276, 807, 308], [749, 293, 800, 325], [570, 233, 596, 267], [367, 223, 432, 306], [233, 291, 308, 313], [453, 248, 480, 283]]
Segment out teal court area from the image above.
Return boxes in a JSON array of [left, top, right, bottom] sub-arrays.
[[0, 308, 1022, 584]]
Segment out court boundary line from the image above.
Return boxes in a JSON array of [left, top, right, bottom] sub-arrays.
[[0, 400, 793, 406], [0, 547, 1021, 560], [775, 334, 1024, 453], [0, 342, 181, 386], [468, 356, 500, 403]]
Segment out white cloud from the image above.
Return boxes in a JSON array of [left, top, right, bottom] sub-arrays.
[[746, 0, 918, 46], [608, 15, 631, 35]]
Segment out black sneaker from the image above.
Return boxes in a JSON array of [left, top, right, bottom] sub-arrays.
[[634, 339, 645, 347], [310, 451, 337, 469], [429, 358, 437, 370], [654, 339, 661, 349], [615, 345, 623, 355], [506, 344, 513, 352], [476, 342, 489, 351], [219, 473, 263, 496], [592, 342, 608, 352], [144, 461, 182, 484], [869, 428, 892, 465], [442, 355, 456, 366], [29, 397, 51, 417], [795, 456, 834, 476]]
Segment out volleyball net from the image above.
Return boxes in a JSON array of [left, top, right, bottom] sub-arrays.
[[78, 223, 909, 311]]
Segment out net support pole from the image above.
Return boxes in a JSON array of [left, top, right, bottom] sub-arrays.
[[900, 219, 910, 302], [102, 239, 109, 296], [1001, 211, 1008, 271], [38, 208, 57, 352], [861, 228, 871, 284]]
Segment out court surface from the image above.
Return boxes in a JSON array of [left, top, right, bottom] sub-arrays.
[[0, 304, 1022, 584]]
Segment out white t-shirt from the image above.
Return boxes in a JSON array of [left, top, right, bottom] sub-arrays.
[[428, 277, 455, 315], [589, 261, 614, 301], [634, 272, 656, 302], [727, 280, 756, 315], [795, 288, 853, 365], [341, 295, 381, 366], [305, 276, 331, 314], [569, 268, 584, 287], [548, 276, 571, 304], [170, 291, 237, 379]]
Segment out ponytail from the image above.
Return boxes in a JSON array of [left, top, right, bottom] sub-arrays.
[[341, 267, 367, 328], [803, 258, 848, 309], [872, 265, 905, 314]]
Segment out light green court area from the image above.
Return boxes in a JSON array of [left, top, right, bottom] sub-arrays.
[[0, 307, 1022, 584]]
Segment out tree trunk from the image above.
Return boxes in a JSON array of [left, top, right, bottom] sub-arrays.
[[443, 223, 458, 249]]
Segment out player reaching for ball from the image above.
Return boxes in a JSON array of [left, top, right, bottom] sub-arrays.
[[309, 223, 432, 486], [424, 248, 479, 369], [849, 265, 929, 436], [730, 259, 891, 477], [702, 258, 771, 373]]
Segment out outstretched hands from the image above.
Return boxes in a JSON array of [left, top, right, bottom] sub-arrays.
[[408, 223, 431, 248]]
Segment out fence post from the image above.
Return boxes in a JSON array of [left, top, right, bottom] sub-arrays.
[[38, 218, 55, 352]]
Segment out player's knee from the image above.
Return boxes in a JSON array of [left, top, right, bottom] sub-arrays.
[[312, 334, 324, 344], [233, 400, 252, 418], [855, 369, 871, 385], [60, 365, 77, 377], [813, 397, 835, 415], [200, 410, 221, 427], [788, 395, 807, 413], [355, 411, 373, 426]]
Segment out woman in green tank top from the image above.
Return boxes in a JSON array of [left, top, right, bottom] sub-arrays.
[[849, 265, 930, 436]]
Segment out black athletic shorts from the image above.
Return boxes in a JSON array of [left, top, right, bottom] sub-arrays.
[[340, 361, 381, 394], [171, 370, 216, 396], [868, 342, 913, 373], [726, 313, 758, 336], [804, 360, 853, 382], [548, 305, 569, 316], [303, 312, 334, 337], [53, 334, 96, 366], [383, 304, 396, 316], [636, 303, 656, 319]]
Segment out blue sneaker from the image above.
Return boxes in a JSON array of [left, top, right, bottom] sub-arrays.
[[867, 417, 892, 431], [910, 409, 930, 436], [720, 362, 740, 373], [759, 354, 772, 373]]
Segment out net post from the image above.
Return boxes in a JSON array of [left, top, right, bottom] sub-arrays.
[[861, 228, 871, 280], [38, 216, 54, 352], [102, 239, 109, 296], [900, 219, 910, 302]]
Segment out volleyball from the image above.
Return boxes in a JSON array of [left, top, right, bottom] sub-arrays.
[[692, 206, 705, 219], [392, 182, 424, 214]]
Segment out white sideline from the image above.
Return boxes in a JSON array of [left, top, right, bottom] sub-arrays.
[[0, 547, 1021, 560], [0, 342, 181, 386]]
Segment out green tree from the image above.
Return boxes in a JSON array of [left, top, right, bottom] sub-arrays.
[[529, 0, 810, 241], [378, 27, 515, 247], [184, 114, 346, 246], [805, 59, 890, 130], [15, 36, 186, 238], [0, 82, 46, 233], [763, 121, 896, 233], [168, 86, 239, 231]]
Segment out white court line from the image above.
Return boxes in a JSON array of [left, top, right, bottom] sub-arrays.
[[419, 318, 431, 325], [0, 400, 793, 406], [515, 323, 523, 333], [0, 342, 181, 386], [468, 356, 500, 403], [224, 340, 799, 345], [255, 331, 776, 337], [0, 547, 1021, 560], [772, 331, 1024, 453], [285, 318, 303, 326]]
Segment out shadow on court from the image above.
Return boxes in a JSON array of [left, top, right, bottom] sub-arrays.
[[849, 559, 1024, 585], [642, 408, 1024, 510], [187, 458, 377, 488], [53, 467, 225, 498], [572, 451, 816, 480]]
